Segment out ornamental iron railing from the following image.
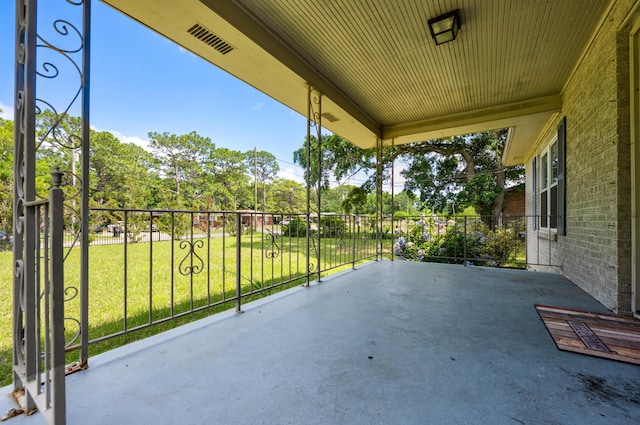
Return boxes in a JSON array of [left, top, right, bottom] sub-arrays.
[[52, 210, 562, 361], [59, 209, 379, 352], [11, 170, 66, 423], [12, 0, 90, 423]]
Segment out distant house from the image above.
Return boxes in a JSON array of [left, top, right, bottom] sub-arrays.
[[502, 184, 525, 218], [238, 210, 274, 227]]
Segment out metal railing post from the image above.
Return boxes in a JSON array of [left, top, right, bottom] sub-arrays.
[[463, 216, 468, 266], [352, 216, 357, 269], [305, 84, 312, 287], [13, 0, 37, 413], [79, 0, 92, 369], [391, 138, 395, 262], [236, 212, 243, 313], [49, 168, 66, 424], [315, 94, 322, 283], [375, 138, 383, 261]]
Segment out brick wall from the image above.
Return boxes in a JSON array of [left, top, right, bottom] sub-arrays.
[[502, 187, 525, 218], [525, 0, 635, 314]]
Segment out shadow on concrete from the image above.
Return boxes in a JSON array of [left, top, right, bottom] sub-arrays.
[[3, 261, 639, 424]]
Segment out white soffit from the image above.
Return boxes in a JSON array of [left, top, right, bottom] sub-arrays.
[[101, 0, 610, 156]]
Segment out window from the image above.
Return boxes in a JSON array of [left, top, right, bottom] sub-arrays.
[[538, 117, 566, 234], [540, 141, 558, 228], [532, 157, 537, 230]]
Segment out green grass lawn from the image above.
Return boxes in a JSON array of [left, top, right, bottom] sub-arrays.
[[0, 250, 11, 387], [0, 232, 377, 387]]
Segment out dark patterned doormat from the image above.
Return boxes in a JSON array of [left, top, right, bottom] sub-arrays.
[[535, 304, 640, 365]]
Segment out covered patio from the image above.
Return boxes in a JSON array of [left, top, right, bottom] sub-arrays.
[[10, 1, 640, 423], [3, 261, 639, 424]]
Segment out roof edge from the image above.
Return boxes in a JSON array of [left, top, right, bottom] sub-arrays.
[[199, 0, 382, 139]]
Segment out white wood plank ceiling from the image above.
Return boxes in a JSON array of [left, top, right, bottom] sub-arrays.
[[103, 0, 612, 160]]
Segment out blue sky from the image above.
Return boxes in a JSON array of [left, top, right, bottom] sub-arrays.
[[0, 1, 309, 183]]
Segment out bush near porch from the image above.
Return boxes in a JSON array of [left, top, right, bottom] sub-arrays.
[[392, 217, 526, 267]]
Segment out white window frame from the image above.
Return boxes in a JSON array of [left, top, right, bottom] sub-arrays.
[[539, 138, 559, 231]]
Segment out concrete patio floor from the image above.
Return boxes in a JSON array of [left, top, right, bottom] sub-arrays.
[[3, 261, 640, 424]]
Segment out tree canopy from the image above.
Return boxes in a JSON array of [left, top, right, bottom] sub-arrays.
[[0, 111, 284, 226], [1, 108, 523, 231], [245, 149, 279, 211], [294, 129, 523, 216]]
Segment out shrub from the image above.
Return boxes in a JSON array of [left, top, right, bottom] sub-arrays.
[[391, 216, 525, 267], [426, 226, 468, 262], [282, 217, 308, 237], [220, 214, 252, 237], [393, 218, 485, 263], [157, 212, 192, 240], [478, 218, 525, 266], [319, 216, 346, 237]]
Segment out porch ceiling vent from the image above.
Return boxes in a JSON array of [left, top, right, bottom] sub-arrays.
[[321, 112, 340, 122], [187, 23, 235, 55]]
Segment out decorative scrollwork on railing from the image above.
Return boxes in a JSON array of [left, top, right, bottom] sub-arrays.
[[35, 16, 85, 131], [33, 8, 87, 364], [64, 286, 78, 302], [308, 229, 319, 273], [178, 239, 205, 276], [336, 229, 346, 250], [264, 228, 280, 259], [14, 0, 29, 377], [64, 317, 81, 348], [13, 1, 89, 415], [309, 92, 322, 128], [15, 259, 25, 312]]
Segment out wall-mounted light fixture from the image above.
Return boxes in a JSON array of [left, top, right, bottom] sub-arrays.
[[428, 10, 460, 45]]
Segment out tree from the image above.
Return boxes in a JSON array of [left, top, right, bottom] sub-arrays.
[[341, 186, 368, 215], [293, 134, 384, 215], [320, 185, 348, 213], [90, 130, 158, 209], [266, 179, 306, 214], [33, 110, 91, 231], [148, 131, 214, 208], [203, 146, 249, 210], [391, 190, 418, 215], [318, 184, 370, 214], [293, 134, 376, 190], [400, 130, 522, 216], [245, 149, 279, 211], [294, 129, 523, 217], [35, 109, 83, 197]]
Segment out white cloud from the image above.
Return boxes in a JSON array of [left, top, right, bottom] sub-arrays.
[[108, 130, 150, 150], [380, 161, 407, 192], [0, 102, 14, 120], [392, 162, 407, 184], [277, 167, 305, 184], [87, 126, 150, 149], [250, 102, 264, 111]]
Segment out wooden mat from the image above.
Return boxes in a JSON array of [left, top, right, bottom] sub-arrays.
[[535, 304, 640, 365]]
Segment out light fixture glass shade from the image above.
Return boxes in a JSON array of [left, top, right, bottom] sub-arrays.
[[428, 10, 460, 45]]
